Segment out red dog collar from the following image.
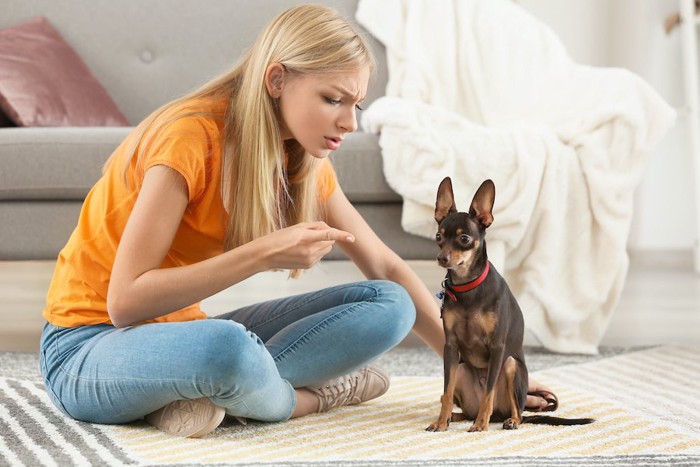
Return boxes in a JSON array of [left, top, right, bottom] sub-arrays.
[[439, 261, 491, 302]]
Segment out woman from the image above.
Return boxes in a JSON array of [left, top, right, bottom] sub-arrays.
[[40, 4, 555, 439]]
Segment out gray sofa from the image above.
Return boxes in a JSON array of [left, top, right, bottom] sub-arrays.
[[0, 0, 436, 261]]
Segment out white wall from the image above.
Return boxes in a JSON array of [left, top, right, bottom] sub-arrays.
[[519, 0, 696, 252]]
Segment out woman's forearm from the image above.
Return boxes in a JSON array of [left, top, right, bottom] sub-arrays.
[[107, 221, 351, 328], [107, 240, 266, 327]]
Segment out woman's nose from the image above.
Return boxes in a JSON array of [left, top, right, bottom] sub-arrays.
[[339, 107, 358, 133]]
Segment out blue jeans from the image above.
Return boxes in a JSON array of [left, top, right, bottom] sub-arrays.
[[39, 280, 415, 424]]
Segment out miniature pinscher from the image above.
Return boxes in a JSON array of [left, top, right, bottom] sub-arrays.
[[426, 177, 594, 432]]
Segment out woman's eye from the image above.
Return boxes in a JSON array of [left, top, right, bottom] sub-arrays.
[[325, 97, 364, 110]]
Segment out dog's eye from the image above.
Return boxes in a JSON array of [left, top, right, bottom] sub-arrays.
[[460, 234, 471, 244], [435, 233, 442, 242]]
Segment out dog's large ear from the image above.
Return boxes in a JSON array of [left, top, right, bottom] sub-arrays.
[[469, 179, 495, 228], [435, 177, 457, 224]]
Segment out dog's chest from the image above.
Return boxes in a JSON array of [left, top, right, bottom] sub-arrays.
[[442, 305, 497, 368]]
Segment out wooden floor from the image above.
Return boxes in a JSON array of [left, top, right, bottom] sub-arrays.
[[1, 251, 698, 353]]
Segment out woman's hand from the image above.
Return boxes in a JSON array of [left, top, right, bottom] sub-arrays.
[[258, 221, 355, 271]]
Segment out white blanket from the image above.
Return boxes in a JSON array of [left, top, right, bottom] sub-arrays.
[[356, 0, 676, 354]]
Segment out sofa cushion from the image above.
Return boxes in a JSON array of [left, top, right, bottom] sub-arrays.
[[0, 128, 401, 203], [0, 17, 129, 127], [0, 127, 132, 200]]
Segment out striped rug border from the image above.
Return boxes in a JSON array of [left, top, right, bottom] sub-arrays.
[[0, 378, 135, 466]]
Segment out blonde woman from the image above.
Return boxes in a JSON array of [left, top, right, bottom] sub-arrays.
[[40, 4, 556, 438]]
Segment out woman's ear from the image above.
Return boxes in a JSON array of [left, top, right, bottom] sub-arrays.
[[265, 63, 286, 98]]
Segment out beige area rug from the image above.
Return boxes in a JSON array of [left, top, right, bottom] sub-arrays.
[[2, 345, 700, 466]]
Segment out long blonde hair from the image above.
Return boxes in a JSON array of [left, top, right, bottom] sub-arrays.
[[104, 5, 375, 277]]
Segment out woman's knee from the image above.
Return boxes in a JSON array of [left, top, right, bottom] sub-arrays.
[[376, 280, 416, 316], [366, 280, 416, 339], [197, 322, 296, 421], [190, 320, 271, 389]]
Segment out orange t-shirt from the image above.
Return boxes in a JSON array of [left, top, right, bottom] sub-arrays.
[[43, 98, 338, 328]]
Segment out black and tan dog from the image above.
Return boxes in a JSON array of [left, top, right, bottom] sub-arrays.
[[426, 177, 594, 432]]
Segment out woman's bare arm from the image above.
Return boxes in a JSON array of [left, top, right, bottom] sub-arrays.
[[107, 165, 353, 327]]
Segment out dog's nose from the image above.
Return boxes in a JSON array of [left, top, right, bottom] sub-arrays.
[[437, 253, 450, 267]]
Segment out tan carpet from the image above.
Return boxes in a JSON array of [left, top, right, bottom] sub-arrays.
[[107, 345, 700, 464]]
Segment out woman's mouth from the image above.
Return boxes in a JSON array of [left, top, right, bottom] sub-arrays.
[[325, 137, 341, 151]]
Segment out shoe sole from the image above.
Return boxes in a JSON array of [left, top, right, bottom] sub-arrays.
[[145, 397, 226, 438]]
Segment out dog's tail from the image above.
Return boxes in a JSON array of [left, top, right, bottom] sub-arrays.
[[522, 415, 594, 426]]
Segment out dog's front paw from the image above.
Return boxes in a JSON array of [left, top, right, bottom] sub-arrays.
[[468, 422, 488, 432], [502, 418, 519, 430], [426, 419, 449, 432]]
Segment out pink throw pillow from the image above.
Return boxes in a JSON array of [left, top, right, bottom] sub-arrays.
[[0, 17, 129, 127]]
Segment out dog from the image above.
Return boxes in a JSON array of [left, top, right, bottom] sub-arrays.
[[426, 177, 594, 432]]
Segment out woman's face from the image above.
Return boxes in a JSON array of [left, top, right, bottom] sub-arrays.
[[274, 66, 370, 158]]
